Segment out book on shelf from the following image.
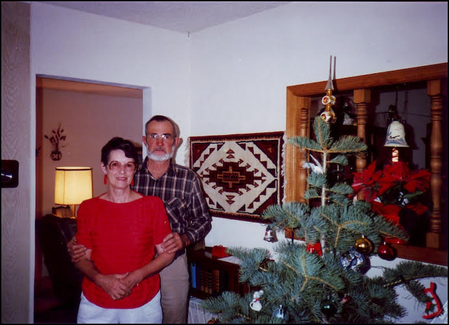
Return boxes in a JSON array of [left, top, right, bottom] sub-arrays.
[[190, 262, 197, 289]]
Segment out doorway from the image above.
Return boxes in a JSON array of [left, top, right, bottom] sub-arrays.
[[34, 76, 143, 321]]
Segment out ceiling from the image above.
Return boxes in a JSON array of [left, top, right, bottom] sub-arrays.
[[40, 1, 291, 34]]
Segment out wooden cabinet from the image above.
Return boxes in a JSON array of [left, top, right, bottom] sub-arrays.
[[187, 247, 249, 299]]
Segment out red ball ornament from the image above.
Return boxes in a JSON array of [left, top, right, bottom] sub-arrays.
[[377, 242, 397, 261]]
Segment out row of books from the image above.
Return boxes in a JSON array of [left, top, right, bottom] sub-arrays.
[[189, 262, 229, 296]]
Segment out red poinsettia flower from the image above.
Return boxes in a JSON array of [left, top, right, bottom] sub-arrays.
[[407, 202, 429, 215], [352, 161, 378, 190], [384, 161, 409, 181], [404, 169, 431, 193], [351, 160, 431, 222], [371, 201, 401, 224]]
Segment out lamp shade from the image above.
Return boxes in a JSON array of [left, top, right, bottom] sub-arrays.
[[384, 120, 409, 148], [55, 167, 93, 205]]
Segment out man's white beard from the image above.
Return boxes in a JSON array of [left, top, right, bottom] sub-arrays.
[[147, 145, 175, 162]]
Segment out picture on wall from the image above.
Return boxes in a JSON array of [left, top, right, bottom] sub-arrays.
[[189, 132, 285, 223]]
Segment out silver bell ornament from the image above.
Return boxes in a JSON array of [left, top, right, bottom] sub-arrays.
[[272, 304, 288, 320], [263, 225, 278, 242]]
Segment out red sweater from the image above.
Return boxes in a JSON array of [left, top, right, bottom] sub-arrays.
[[76, 193, 171, 308]]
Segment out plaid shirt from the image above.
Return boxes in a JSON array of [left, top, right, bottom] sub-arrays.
[[132, 157, 212, 245]]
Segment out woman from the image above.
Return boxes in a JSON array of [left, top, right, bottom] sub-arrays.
[[75, 137, 175, 323]]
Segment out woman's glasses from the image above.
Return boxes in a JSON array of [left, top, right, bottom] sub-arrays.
[[107, 161, 136, 172]]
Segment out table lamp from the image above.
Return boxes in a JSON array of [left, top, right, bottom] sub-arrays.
[[54, 167, 93, 218]]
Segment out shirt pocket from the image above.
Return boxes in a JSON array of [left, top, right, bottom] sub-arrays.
[[164, 197, 189, 228]]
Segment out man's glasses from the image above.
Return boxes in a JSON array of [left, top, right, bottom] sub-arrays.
[[107, 161, 136, 172], [146, 133, 174, 141]]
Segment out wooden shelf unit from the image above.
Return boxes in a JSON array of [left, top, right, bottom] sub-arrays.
[[187, 247, 249, 299]]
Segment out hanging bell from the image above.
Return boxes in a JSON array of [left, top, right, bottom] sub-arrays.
[[263, 225, 278, 242], [273, 304, 287, 319], [384, 120, 409, 147]]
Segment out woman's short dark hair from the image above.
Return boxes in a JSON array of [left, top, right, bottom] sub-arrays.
[[101, 137, 138, 166]]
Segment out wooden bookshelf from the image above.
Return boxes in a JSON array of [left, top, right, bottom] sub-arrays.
[[187, 247, 249, 299]]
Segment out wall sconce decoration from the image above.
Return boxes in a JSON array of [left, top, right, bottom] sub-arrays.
[[1, 160, 19, 188], [45, 123, 66, 161], [54, 167, 93, 218]]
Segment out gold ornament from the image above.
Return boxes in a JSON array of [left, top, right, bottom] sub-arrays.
[[354, 235, 374, 255], [321, 56, 337, 124]]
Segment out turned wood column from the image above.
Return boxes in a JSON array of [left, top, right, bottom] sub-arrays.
[[286, 89, 311, 203], [353, 89, 371, 199], [426, 79, 443, 249]]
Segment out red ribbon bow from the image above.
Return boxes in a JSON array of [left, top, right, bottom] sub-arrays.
[[306, 242, 323, 256]]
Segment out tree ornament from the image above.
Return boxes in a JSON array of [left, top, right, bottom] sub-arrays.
[[340, 247, 370, 274], [249, 290, 264, 311], [306, 242, 323, 256], [341, 294, 351, 304], [422, 282, 443, 319], [263, 225, 278, 242], [320, 108, 337, 124], [354, 235, 374, 255], [377, 241, 397, 261], [272, 304, 287, 320], [321, 298, 338, 317], [320, 55, 337, 124]]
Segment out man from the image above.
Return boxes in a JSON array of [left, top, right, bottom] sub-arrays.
[[68, 115, 212, 324]]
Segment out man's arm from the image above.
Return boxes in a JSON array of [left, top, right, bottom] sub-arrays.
[[67, 236, 87, 263], [162, 174, 211, 253], [183, 174, 212, 243]]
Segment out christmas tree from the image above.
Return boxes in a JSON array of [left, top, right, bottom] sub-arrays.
[[201, 60, 448, 324]]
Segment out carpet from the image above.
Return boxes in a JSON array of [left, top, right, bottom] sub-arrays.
[[189, 132, 285, 223]]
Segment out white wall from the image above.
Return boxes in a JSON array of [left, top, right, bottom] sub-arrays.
[[1, 1, 445, 323]]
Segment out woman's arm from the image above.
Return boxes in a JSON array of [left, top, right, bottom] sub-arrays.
[[119, 244, 175, 292], [75, 248, 130, 300]]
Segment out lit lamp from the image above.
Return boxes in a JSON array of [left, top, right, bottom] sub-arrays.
[[384, 106, 409, 162], [54, 167, 93, 218]]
